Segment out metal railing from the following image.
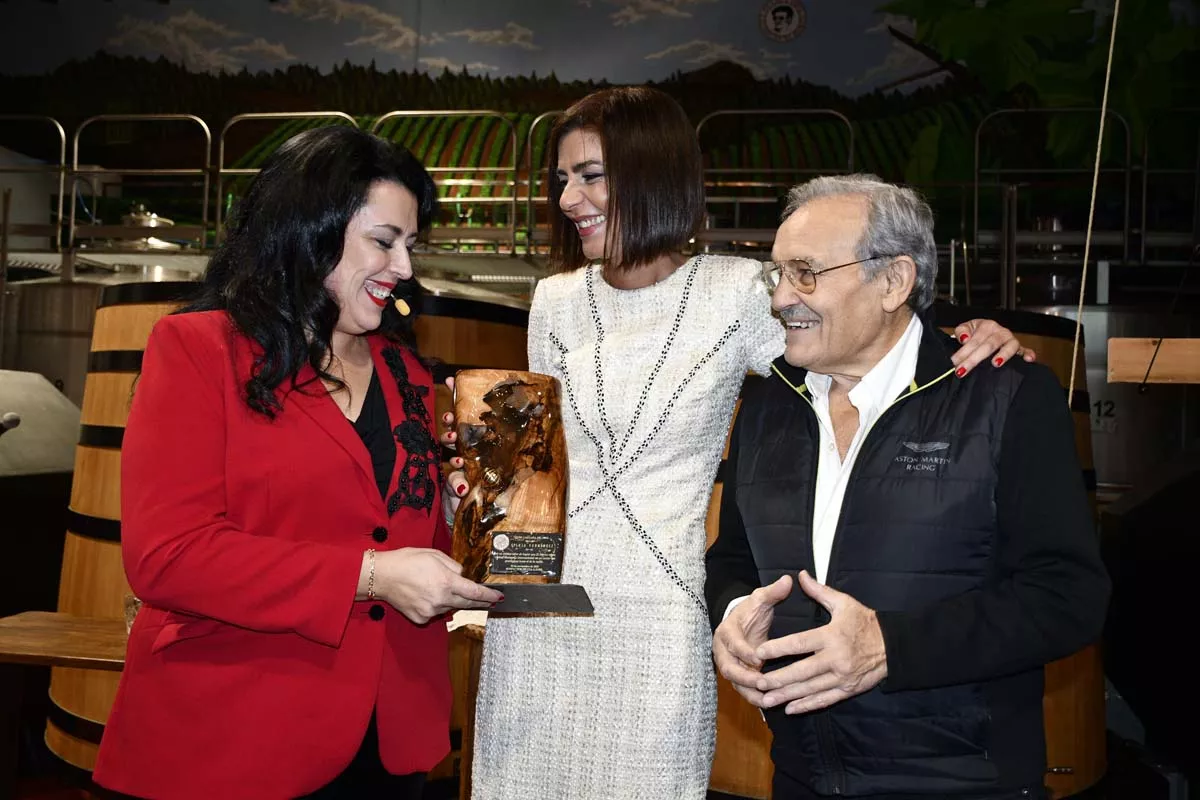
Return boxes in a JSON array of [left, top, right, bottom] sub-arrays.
[[695, 109, 855, 248], [1140, 110, 1200, 265], [0, 105, 1194, 274], [973, 108, 1133, 278], [695, 108, 856, 169], [0, 115, 66, 250], [522, 110, 562, 250], [370, 110, 521, 254], [69, 114, 212, 251], [216, 111, 359, 241]]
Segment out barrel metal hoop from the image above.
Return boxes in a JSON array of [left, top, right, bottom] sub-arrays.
[[44, 749, 101, 788], [429, 360, 528, 385], [714, 459, 729, 484], [1082, 469, 1098, 492], [47, 699, 105, 744], [88, 350, 144, 373], [98, 282, 194, 308], [66, 509, 121, 542], [419, 294, 529, 327], [929, 303, 1081, 341], [78, 425, 124, 449]]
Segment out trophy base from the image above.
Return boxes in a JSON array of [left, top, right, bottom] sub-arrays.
[[487, 584, 594, 617]]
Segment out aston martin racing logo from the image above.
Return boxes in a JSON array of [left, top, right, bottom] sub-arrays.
[[902, 441, 950, 454]]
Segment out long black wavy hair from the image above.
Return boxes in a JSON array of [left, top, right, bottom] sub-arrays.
[[181, 125, 438, 418]]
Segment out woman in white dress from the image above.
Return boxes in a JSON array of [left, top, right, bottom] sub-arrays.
[[469, 86, 1029, 800]]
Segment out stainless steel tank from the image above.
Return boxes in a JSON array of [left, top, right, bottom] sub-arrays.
[[1030, 305, 1200, 498], [2, 268, 198, 406], [2, 279, 104, 406]]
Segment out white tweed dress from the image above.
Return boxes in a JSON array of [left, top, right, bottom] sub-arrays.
[[470, 255, 784, 800]]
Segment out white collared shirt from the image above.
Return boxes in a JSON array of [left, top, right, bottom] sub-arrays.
[[804, 312, 923, 583], [723, 312, 924, 619]]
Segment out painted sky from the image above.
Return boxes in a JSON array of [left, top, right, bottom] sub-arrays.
[[0, 0, 948, 96]]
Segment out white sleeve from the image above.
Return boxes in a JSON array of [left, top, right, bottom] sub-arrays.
[[526, 279, 559, 377], [740, 266, 785, 376], [723, 595, 750, 621]]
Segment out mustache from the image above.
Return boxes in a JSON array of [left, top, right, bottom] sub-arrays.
[[777, 304, 821, 324]]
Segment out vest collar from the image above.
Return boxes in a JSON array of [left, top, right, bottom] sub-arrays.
[[770, 316, 958, 398]]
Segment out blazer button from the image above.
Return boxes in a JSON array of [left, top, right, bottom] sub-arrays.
[[372, 526, 388, 543], [368, 604, 385, 621]]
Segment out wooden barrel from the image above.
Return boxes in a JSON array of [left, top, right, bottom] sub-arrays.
[[414, 277, 530, 404], [933, 303, 1105, 798], [412, 278, 529, 792], [45, 281, 194, 772], [426, 627, 481, 786], [454, 624, 487, 800], [705, 390, 775, 799]]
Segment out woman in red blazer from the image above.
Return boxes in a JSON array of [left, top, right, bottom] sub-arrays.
[[93, 127, 502, 799]]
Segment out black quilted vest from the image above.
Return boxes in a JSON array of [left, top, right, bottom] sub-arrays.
[[734, 323, 1046, 797]]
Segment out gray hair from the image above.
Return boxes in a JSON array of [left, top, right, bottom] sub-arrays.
[[781, 174, 937, 311]]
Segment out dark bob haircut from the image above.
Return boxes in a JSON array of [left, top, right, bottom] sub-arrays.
[[181, 125, 438, 418], [547, 86, 705, 272]]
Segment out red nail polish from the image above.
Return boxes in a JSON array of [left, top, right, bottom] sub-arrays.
[[955, 366, 966, 378], [457, 484, 467, 495], [958, 333, 969, 343], [993, 357, 1004, 367]]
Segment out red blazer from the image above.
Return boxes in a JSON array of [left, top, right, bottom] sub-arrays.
[[94, 311, 452, 800]]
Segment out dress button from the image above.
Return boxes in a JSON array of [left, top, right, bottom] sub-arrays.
[[372, 526, 388, 543], [368, 604, 385, 621]]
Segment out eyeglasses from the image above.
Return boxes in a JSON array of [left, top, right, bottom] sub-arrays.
[[761, 255, 897, 293]]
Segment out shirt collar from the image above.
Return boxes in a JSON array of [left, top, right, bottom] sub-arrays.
[[804, 313, 923, 413]]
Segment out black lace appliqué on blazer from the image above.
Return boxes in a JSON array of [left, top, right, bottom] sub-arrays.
[[382, 347, 438, 516]]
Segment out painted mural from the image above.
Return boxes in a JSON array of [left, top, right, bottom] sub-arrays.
[[0, 0, 1195, 235]]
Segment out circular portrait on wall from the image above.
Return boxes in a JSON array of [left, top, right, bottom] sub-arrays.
[[760, 0, 806, 43]]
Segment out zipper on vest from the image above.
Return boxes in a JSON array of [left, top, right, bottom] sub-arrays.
[[768, 362, 953, 795], [814, 710, 846, 794], [767, 367, 832, 591], [770, 363, 956, 585]]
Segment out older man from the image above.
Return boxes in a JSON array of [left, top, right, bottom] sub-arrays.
[[706, 174, 1110, 800]]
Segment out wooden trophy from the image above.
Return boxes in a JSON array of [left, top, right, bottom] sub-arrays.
[[451, 369, 592, 616]]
